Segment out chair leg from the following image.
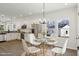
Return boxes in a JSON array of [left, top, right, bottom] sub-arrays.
[[52, 53, 54, 56], [35, 53, 38, 56], [60, 54, 64, 56], [34, 53, 37, 56], [52, 52, 55, 56], [55, 53, 63, 56], [33, 53, 37, 56], [21, 51, 27, 56], [55, 53, 57, 56]]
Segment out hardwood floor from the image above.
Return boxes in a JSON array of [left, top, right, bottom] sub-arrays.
[[0, 40, 77, 56]]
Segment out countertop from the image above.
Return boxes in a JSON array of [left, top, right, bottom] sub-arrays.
[[0, 31, 19, 34], [0, 31, 30, 34]]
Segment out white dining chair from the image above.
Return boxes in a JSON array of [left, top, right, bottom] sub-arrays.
[[21, 39, 41, 56], [51, 39, 68, 56], [25, 33, 41, 46]]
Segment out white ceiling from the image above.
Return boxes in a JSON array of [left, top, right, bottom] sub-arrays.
[[0, 3, 43, 17], [45, 3, 77, 12], [0, 3, 77, 17]]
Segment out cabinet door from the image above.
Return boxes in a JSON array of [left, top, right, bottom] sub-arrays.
[[13, 33, 20, 40], [0, 35, 5, 41], [17, 33, 20, 39], [6, 33, 13, 41], [0, 35, 3, 41]]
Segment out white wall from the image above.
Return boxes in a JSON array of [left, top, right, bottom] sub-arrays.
[[13, 14, 42, 30], [77, 4, 79, 35], [45, 7, 77, 50]]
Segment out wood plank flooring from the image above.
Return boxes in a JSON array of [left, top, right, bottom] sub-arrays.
[[0, 40, 77, 56]]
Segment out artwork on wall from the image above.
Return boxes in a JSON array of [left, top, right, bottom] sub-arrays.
[[58, 19, 69, 28], [58, 17, 69, 37], [47, 20, 55, 36]]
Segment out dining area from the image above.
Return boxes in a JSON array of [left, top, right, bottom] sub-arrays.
[[21, 33, 69, 56], [0, 3, 77, 56]]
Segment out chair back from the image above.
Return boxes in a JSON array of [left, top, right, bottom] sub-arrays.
[[25, 33, 36, 43], [62, 39, 68, 54], [29, 34, 36, 40], [22, 39, 28, 51], [28, 34, 36, 43]]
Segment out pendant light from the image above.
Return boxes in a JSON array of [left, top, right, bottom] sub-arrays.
[[39, 3, 46, 24], [42, 3, 47, 24]]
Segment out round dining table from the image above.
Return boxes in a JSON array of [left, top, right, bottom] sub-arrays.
[[34, 37, 57, 56]]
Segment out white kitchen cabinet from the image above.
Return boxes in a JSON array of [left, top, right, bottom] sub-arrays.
[[5, 23, 16, 31], [0, 34, 5, 41], [6, 33, 13, 41], [5, 33, 20, 41], [15, 33, 20, 40]]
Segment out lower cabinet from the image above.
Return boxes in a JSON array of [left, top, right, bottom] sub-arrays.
[[0, 34, 5, 41], [5, 33, 20, 41]]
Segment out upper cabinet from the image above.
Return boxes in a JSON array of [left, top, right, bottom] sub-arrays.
[[5, 23, 16, 31], [0, 22, 5, 32], [0, 15, 16, 31]]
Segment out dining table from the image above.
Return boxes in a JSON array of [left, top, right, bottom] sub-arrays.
[[34, 36, 58, 56]]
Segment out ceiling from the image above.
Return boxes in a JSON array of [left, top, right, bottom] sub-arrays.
[[0, 3, 77, 17], [45, 3, 77, 12]]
